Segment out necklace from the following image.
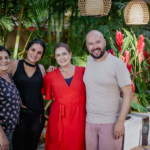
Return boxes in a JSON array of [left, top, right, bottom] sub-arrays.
[[59, 65, 74, 78], [24, 60, 37, 67]]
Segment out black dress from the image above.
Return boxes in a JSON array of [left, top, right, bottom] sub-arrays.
[[12, 60, 45, 150]]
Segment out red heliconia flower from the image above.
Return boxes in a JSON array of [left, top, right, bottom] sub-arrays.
[[116, 30, 123, 54], [148, 66, 150, 70], [118, 47, 122, 54], [143, 51, 150, 70], [137, 42, 145, 54], [122, 56, 125, 63], [108, 49, 115, 56], [14, 25, 24, 31], [139, 53, 143, 64], [137, 35, 145, 53], [144, 51, 149, 60], [139, 43, 145, 54], [28, 27, 37, 31], [144, 51, 150, 65], [124, 50, 130, 63], [131, 81, 135, 95], [137, 35, 145, 64], [127, 63, 132, 73]]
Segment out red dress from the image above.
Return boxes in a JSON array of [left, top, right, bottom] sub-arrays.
[[41, 66, 86, 150]]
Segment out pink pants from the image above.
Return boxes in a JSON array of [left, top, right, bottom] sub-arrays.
[[85, 121, 122, 150]]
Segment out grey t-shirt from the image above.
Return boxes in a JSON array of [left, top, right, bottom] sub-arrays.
[[83, 53, 131, 124]]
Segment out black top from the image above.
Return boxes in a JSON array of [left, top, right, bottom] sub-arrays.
[[0, 73, 20, 132], [13, 60, 44, 114], [65, 76, 73, 86]]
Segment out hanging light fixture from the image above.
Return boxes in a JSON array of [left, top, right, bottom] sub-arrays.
[[78, 0, 112, 17], [124, 0, 149, 25]]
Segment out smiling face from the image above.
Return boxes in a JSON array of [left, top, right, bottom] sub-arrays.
[[86, 31, 106, 59], [26, 43, 44, 64], [0, 51, 10, 71], [55, 47, 71, 67]]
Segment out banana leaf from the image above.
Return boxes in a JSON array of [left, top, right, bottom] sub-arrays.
[[131, 101, 148, 113], [72, 56, 87, 67], [136, 77, 147, 94], [122, 36, 132, 53], [145, 38, 150, 47]]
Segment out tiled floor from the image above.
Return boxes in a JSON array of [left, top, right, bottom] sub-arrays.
[[38, 143, 45, 150]]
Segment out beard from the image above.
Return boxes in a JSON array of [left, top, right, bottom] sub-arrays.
[[89, 47, 106, 59]]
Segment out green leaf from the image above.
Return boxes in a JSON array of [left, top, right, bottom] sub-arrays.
[[134, 93, 139, 97], [109, 37, 118, 52], [145, 94, 150, 100], [122, 28, 132, 38], [131, 101, 148, 113], [131, 42, 136, 51], [122, 36, 132, 53], [129, 53, 137, 64], [146, 90, 150, 95], [0, 16, 14, 31], [136, 77, 147, 94], [145, 38, 150, 47], [138, 94, 149, 107], [72, 56, 87, 67]]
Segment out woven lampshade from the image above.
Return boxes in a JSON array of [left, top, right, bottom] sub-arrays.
[[124, 0, 149, 25], [78, 0, 112, 17]]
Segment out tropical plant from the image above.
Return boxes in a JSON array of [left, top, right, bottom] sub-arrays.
[[108, 29, 150, 112], [0, 16, 14, 45], [131, 76, 150, 113]]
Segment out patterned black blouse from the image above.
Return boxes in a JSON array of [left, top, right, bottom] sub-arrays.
[[0, 73, 20, 132]]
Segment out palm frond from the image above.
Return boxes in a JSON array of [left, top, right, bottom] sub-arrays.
[[0, 16, 14, 31]]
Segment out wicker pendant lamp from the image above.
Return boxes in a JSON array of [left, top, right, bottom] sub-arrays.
[[124, 0, 149, 25], [78, 0, 112, 17]]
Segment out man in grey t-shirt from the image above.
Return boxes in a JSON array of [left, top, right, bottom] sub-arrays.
[[83, 30, 132, 150]]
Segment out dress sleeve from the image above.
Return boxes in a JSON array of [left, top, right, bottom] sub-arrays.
[[41, 73, 53, 100], [114, 60, 131, 88]]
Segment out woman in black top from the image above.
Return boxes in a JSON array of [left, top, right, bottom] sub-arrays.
[[0, 46, 20, 150], [8, 39, 46, 150]]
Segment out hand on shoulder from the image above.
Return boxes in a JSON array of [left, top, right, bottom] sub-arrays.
[[46, 66, 57, 73]]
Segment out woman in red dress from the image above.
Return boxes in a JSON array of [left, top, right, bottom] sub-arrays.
[[41, 43, 86, 150]]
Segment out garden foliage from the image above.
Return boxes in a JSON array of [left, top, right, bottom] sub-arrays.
[[109, 29, 150, 112]]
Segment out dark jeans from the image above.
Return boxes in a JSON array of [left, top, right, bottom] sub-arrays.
[[12, 110, 45, 150]]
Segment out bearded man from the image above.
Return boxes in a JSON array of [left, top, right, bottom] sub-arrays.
[[83, 30, 132, 150]]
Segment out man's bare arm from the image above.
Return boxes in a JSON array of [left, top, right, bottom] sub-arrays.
[[113, 85, 132, 139]]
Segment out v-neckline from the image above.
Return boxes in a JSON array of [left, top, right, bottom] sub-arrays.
[[23, 61, 37, 79], [57, 66, 76, 88]]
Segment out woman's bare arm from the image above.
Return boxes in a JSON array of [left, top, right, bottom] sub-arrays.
[[39, 64, 46, 77], [7, 60, 19, 77]]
